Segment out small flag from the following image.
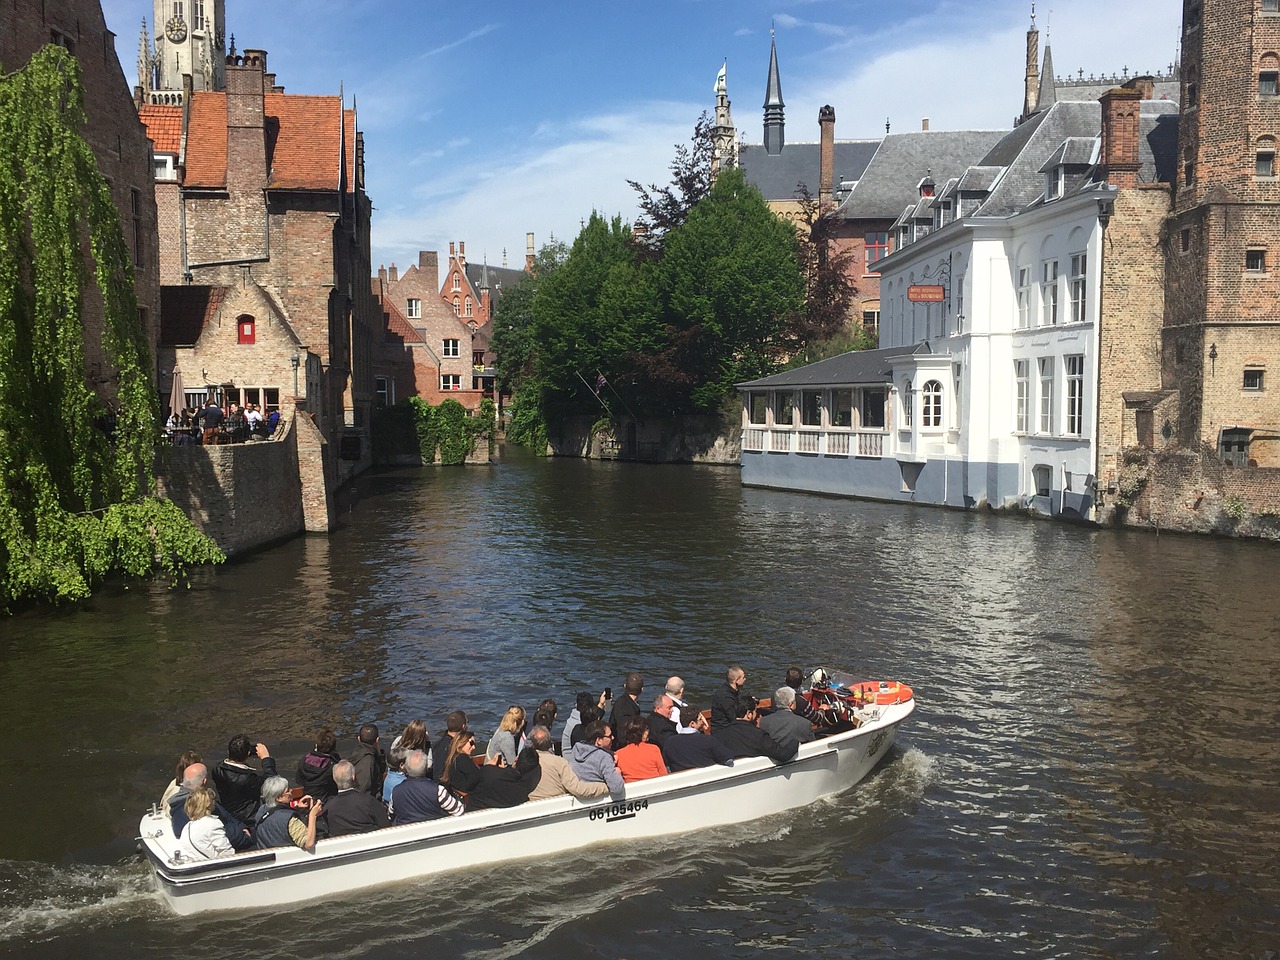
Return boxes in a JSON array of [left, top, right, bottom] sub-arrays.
[[595, 373, 607, 395]]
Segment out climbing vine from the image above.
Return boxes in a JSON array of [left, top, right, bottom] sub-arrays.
[[0, 47, 222, 607], [407, 396, 495, 465]]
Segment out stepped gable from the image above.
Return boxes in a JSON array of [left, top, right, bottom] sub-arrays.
[[160, 286, 228, 346], [139, 104, 182, 153], [739, 139, 880, 202], [183, 91, 355, 190], [835, 129, 1007, 221]]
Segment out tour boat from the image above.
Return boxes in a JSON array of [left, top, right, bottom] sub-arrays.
[[138, 681, 915, 915]]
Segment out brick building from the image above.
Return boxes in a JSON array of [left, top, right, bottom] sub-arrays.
[[1, 0, 162, 398], [1162, 0, 1280, 467], [139, 49, 377, 528]]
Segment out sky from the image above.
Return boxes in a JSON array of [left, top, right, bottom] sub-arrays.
[[100, 0, 1184, 274]]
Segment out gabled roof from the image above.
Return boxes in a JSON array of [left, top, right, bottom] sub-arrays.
[[465, 261, 526, 294], [738, 345, 919, 388], [972, 101, 1102, 216], [379, 291, 424, 345], [160, 285, 227, 346], [139, 104, 182, 154], [1038, 136, 1097, 172], [836, 129, 1008, 221], [739, 140, 881, 203], [183, 91, 355, 191]]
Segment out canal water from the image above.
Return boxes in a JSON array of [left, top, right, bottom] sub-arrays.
[[0, 455, 1277, 959]]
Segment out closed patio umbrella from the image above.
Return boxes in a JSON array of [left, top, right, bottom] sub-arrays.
[[168, 369, 185, 418]]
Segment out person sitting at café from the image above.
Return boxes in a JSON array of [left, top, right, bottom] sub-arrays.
[[254, 776, 324, 852], [467, 746, 541, 810], [614, 714, 668, 783], [349, 723, 387, 798], [712, 697, 798, 763], [486, 706, 527, 765], [391, 750, 464, 825], [431, 711, 466, 780], [212, 735, 276, 825], [661, 703, 736, 772], [759, 686, 816, 756], [567, 720, 625, 802], [646, 694, 678, 749], [245, 403, 264, 436], [526, 725, 610, 802], [175, 787, 235, 861], [323, 760, 391, 837], [439, 730, 483, 796], [225, 403, 248, 442], [297, 728, 341, 802]]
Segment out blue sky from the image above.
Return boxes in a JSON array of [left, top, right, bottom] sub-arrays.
[[101, 0, 1183, 274]]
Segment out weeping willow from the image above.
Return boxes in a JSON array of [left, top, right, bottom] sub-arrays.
[[0, 46, 222, 607]]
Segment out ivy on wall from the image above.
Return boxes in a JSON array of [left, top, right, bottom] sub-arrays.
[[0, 47, 222, 607], [406, 397, 495, 465]]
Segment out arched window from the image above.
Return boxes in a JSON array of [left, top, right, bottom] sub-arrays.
[[237, 314, 256, 345], [922, 380, 943, 427], [452, 295, 460, 316], [902, 379, 913, 427], [465, 297, 473, 317]]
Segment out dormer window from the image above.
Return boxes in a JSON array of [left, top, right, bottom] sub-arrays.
[[1045, 167, 1065, 200]]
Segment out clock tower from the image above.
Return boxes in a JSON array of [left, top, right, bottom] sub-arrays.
[[141, 0, 225, 99]]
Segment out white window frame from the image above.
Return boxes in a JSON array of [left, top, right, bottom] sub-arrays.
[[407, 298, 421, 319], [1041, 260, 1059, 326], [1038, 357, 1055, 434], [1015, 360, 1030, 433], [441, 374, 461, 390], [1069, 253, 1087, 323], [1017, 267, 1032, 329], [443, 338, 460, 358], [1065, 355, 1085, 435], [921, 379, 943, 428]]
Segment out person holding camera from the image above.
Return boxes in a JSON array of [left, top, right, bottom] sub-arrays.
[[253, 776, 324, 852], [212, 735, 276, 824]]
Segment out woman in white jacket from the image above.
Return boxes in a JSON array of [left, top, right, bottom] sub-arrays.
[[177, 787, 234, 860]]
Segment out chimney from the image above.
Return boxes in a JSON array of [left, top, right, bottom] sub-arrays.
[[459, 240, 466, 264], [224, 53, 267, 191], [378, 265, 387, 285], [419, 250, 439, 287], [243, 48, 267, 74], [818, 105, 835, 208], [449, 241, 455, 258], [388, 262, 398, 282], [525, 232, 535, 271], [1124, 75, 1155, 100], [1099, 87, 1143, 189], [1023, 11, 1040, 119], [264, 72, 276, 90], [921, 117, 930, 131]]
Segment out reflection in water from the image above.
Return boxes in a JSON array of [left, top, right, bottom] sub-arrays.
[[0, 458, 1277, 959]]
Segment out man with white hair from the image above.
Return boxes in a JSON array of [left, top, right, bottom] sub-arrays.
[[391, 749, 464, 825], [323, 760, 391, 837], [167, 762, 254, 850], [664, 676, 688, 725], [759, 686, 816, 757]]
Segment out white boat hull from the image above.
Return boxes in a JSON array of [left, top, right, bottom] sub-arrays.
[[140, 699, 914, 915]]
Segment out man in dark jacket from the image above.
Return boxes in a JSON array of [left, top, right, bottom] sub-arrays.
[[323, 761, 391, 837], [194, 399, 224, 445], [710, 665, 750, 730], [212, 735, 277, 824], [168, 762, 254, 851], [662, 703, 736, 772], [759, 686, 816, 757], [432, 711, 468, 780], [348, 723, 386, 798], [646, 694, 678, 749], [297, 728, 340, 802], [467, 748, 541, 809], [712, 697, 797, 763], [392, 750, 465, 825], [609, 672, 644, 731]]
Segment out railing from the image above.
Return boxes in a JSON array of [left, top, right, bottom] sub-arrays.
[[827, 433, 851, 456], [769, 429, 793, 452], [742, 428, 888, 458], [743, 428, 766, 452], [858, 432, 885, 457], [796, 430, 820, 454]]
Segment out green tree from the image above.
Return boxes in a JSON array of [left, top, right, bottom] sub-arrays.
[[0, 47, 221, 606], [628, 113, 714, 259]]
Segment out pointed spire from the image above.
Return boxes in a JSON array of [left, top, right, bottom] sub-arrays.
[[1023, 2, 1041, 119], [763, 28, 785, 156], [137, 18, 151, 91], [1037, 43, 1057, 110]]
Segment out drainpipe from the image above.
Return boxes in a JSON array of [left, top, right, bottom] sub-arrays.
[[1092, 193, 1113, 521], [1061, 459, 1068, 516]]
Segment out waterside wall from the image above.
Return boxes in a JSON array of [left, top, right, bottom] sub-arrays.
[[550, 416, 740, 464]]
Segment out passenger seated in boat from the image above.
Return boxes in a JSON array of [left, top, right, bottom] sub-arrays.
[[486, 706, 527, 765], [176, 787, 234, 861], [391, 750, 464, 825], [664, 677, 689, 726], [568, 702, 603, 749], [348, 724, 387, 798], [439, 731, 483, 796], [530, 699, 558, 750], [614, 714, 668, 783], [561, 693, 596, 755], [160, 750, 201, 808], [297, 728, 341, 803], [212, 735, 277, 824], [661, 703, 736, 772], [609, 673, 644, 731], [391, 719, 429, 760], [526, 725, 610, 802], [432, 711, 467, 780], [710, 666, 750, 730], [567, 720, 625, 802], [646, 694, 678, 749], [467, 746, 541, 810], [382, 744, 408, 809], [168, 762, 254, 851], [323, 761, 391, 837], [254, 776, 324, 852], [759, 686, 816, 756], [712, 697, 798, 764], [782, 666, 830, 724]]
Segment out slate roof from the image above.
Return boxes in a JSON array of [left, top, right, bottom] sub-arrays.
[[738, 345, 925, 388], [465, 262, 526, 293], [738, 140, 880, 202], [835, 129, 1008, 221], [183, 91, 355, 191], [160, 286, 227, 346], [139, 104, 182, 154]]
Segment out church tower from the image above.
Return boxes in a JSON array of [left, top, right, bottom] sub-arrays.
[[141, 0, 226, 101], [711, 62, 738, 178], [1163, 0, 1280, 464], [763, 29, 785, 156]]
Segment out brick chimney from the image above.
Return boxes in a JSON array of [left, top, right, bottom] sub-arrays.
[[1099, 87, 1143, 189], [525, 232, 535, 271], [378, 265, 387, 285], [819, 105, 835, 208], [921, 117, 930, 131], [225, 52, 266, 191], [1123, 75, 1155, 100], [458, 240, 466, 264], [419, 250, 439, 288], [449, 241, 455, 258], [388, 262, 398, 282]]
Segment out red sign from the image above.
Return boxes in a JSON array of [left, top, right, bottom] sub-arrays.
[[908, 285, 946, 303]]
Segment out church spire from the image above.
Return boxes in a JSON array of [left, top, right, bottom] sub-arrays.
[[137, 18, 152, 92], [1037, 42, 1057, 111], [1022, 3, 1040, 120], [763, 26, 785, 156], [712, 60, 738, 178]]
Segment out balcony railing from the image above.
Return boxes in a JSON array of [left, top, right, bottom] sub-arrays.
[[744, 427, 888, 458]]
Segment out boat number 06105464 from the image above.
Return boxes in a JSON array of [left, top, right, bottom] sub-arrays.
[[589, 799, 649, 822]]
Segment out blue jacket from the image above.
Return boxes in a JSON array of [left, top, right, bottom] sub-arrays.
[[567, 742, 625, 801], [391, 776, 464, 825]]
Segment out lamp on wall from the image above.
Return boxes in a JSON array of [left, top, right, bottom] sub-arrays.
[[291, 352, 300, 396], [1209, 342, 1218, 378]]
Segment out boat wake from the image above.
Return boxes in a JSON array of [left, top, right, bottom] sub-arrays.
[[0, 859, 162, 943]]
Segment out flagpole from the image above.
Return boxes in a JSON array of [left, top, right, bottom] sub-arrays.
[[575, 370, 612, 415]]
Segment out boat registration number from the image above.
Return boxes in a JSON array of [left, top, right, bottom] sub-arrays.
[[589, 799, 649, 822]]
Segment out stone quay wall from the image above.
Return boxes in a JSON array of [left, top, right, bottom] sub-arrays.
[[549, 416, 741, 465]]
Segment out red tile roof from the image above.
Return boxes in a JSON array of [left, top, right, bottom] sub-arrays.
[[183, 90, 356, 191], [380, 293, 424, 344], [139, 104, 182, 154]]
